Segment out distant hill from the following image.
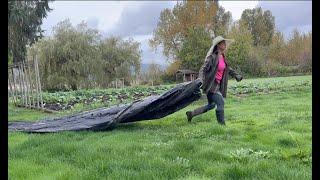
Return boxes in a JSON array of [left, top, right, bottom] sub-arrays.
[[140, 63, 167, 73]]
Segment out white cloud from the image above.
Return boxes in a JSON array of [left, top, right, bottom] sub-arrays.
[[105, 1, 175, 37], [257, 1, 312, 39], [86, 17, 99, 29], [42, 1, 125, 36], [41, 1, 311, 65], [219, 1, 312, 39], [219, 1, 259, 20], [41, 1, 174, 65], [124, 34, 169, 66]]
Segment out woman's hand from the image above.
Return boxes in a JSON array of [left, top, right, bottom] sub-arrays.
[[235, 75, 243, 82], [198, 78, 203, 88]]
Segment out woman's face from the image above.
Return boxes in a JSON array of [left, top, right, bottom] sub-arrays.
[[217, 40, 226, 51]]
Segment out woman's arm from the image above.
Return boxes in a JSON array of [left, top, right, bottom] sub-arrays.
[[228, 67, 243, 82]]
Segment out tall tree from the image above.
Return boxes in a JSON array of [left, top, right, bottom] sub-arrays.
[[240, 7, 275, 46], [267, 31, 286, 64], [213, 6, 232, 37], [165, 60, 182, 76], [146, 61, 163, 86], [8, 0, 52, 63], [28, 19, 142, 90], [284, 29, 311, 66], [178, 26, 211, 71], [226, 21, 254, 74], [28, 19, 101, 90], [99, 37, 141, 86], [149, 1, 218, 61]]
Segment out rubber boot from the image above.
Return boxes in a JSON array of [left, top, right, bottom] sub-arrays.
[[186, 104, 215, 122], [215, 110, 225, 125]]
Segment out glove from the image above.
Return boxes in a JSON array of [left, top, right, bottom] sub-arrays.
[[199, 79, 203, 88], [235, 75, 243, 82]]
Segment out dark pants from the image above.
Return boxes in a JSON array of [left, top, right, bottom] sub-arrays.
[[206, 91, 224, 111], [187, 90, 225, 122], [188, 80, 225, 118]]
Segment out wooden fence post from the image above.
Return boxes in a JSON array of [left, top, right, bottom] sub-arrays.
[[18, 65, 25, 106], [8, 57, 44, 111], [11, 68, 18, 105], [35, 55, 44, 109], [28, 59, 35, 108]]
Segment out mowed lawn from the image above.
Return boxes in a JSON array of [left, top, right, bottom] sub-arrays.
[[8, 76, 312, 179]]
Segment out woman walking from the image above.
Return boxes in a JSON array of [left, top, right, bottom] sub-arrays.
[[186, 36, 243, 125]]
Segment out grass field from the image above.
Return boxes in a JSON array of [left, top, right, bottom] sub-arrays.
[[8, 75, 312, 179]]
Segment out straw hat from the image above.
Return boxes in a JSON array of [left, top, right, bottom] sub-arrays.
[[205, 35, 234, 58]]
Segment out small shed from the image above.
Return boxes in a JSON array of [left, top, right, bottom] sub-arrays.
[[176, 69, 198, 82]]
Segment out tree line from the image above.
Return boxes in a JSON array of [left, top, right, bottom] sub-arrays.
[[9, 1, 142, 91], [8, 0, 52, 64], [150, 1, 312, 82], [9, 1, 312, 90], [27, 19, 141, 91]]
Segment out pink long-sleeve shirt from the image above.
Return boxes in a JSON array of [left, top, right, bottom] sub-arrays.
[[215, 54, 226, 84]]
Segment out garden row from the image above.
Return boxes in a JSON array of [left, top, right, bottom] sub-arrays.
[[11, 76, 311, 111]]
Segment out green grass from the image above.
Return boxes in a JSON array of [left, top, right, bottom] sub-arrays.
[[8, 75, 312, 179], [8, 104, 53, 122]]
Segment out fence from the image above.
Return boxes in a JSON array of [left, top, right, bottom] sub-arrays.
[[8, 55, 44, 110]]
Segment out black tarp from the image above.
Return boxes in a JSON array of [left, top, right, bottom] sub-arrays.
[[9, 79, 202, 133]]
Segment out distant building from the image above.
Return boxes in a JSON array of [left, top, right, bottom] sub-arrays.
[[176, 69, 198, 82]]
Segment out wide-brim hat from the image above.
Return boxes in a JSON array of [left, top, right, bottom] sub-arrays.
[[205, 36, 234, 58]]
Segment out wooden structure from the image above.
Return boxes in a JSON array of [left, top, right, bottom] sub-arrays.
[[8, 55, 44, 110], [176, 69, 198, 82], [111, 78, 125, 89]]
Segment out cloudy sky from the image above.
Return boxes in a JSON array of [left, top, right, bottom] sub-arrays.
[[41, 1, 312, 66]]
